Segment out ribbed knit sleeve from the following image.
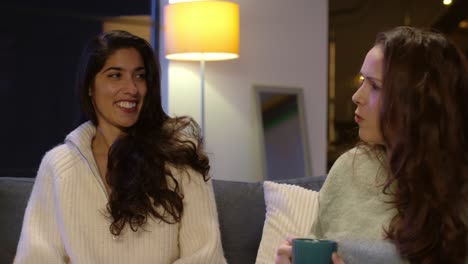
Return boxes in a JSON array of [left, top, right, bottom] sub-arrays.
[[174, 171, 227, 264], [14, 149, 67, 264]]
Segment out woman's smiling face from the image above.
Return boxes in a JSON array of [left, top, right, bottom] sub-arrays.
[[90, 48, 147, 131]]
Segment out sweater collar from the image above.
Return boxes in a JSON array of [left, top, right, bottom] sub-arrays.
[[65, 121, 96, 155], [64, 122, 103, 187], [64, 121, 110, 197]]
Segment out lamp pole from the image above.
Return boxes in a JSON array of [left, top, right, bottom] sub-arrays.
[[164, 1, 239, 142], [200, 56, 206, 139]]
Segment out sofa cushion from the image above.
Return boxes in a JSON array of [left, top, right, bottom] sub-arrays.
[[0, 177, 34, 264], [255, 181, 319, 264], [212, 176, 326, 264]]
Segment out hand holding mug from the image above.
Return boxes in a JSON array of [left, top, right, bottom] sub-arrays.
[[292, 238, 338, 264], [275, 235, 295, 264], [276, 236, 345, 264]]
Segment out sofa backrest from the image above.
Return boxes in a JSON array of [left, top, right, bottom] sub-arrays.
[[0, 176, 326, 264], [0, 177, 34, 264], [213, 176, 326, 264]]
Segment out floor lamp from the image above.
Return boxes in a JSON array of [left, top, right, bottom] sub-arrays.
[[164, 0, 239, 138]]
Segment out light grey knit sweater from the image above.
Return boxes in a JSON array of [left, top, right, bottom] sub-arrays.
[[312, 147, 404, 264]]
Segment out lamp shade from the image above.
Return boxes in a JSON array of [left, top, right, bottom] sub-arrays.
[[164, 1, 239, 61]]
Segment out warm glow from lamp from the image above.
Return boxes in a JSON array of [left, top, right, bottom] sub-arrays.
[[164, 1, 239, 61], [460, 20, 468, 29]]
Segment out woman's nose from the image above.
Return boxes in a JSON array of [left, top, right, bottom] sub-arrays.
[[352, 91, 360, 105], [124, 77, 138, 95], [352, 85, 365, 105]]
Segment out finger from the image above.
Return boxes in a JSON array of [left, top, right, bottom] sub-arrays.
[[275, 254, 292, 264], [277, 244, 293, 257], [276, 244, 292, 264], [332, 253, 345, 264], [286, 235, 297, 244]]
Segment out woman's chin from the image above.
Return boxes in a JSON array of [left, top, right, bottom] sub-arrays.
[[116, 119, 139, 129], [358, 131, 384, 146]]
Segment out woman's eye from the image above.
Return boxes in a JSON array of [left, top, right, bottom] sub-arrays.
[[371, 83, 381, 91], [136, 73, 146, 79], [108, 73, 121, 78]]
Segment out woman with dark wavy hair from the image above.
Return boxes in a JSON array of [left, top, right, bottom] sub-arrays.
[[276, 26, 468, 263], [15, 30, 226, 263]]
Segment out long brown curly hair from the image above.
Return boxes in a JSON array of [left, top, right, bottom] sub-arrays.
[[76, 30, 210, 236], [375, 27, 468, 263]]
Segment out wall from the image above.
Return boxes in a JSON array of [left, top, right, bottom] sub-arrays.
[[160, 0, 328, 182], [0, 1, 150, 177]]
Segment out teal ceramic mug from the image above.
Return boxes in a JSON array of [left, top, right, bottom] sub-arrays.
[[292, 238, 337, 264]]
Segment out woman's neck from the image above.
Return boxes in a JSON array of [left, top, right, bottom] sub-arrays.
[[93, 125, 122, 154]]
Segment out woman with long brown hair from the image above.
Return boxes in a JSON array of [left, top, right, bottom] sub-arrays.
[[15, 30, 226, 263], [275, 26, 468, 263]]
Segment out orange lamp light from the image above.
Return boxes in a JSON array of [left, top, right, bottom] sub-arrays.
[[164, 1, 240, 137], [164, 1, 239, 61]]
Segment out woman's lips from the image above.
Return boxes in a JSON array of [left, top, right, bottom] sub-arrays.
[[354, 114, 364, 123], [116, 100, 138, 113]]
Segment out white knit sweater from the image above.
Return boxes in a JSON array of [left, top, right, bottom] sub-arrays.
[[14, 122, 226, 264]]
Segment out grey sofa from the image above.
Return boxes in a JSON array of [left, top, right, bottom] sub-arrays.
[[0, 176, 326, 264]]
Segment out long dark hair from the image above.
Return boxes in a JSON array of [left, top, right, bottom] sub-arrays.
[[76, 30, 210, 236], [376, 26, 468, 263]]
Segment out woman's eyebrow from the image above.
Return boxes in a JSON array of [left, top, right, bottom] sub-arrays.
[[102, 66, 145, 73], [102, 67, 122, 73]]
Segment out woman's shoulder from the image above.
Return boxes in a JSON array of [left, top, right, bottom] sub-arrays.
[[164, 117, 201, 140], [42, 143, 73, 162], [325, 146, 385, 187], [39, 143, 84, 177], [329, 147, 358, 174], [332, 146, 383, 171], [166, 165, 211, 195]]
